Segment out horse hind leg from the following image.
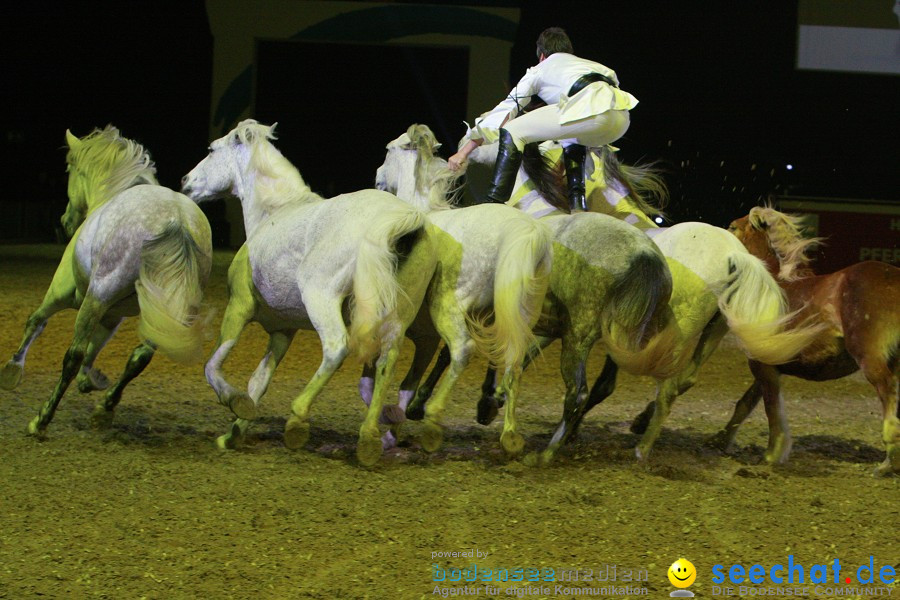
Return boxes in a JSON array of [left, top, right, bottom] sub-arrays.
[[707, 378, 763, 452], [283, 297, 349, 451], [533, 336, 596, 466], [357, 332, 404, 466], [76, 318, 122, 393], [27, 295, 107, 437], [860, 357, 900, 477], [91, 342, 155, 429]]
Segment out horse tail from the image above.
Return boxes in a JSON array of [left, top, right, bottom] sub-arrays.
[[348, 205, 427, 364], [521, 143, 569, 213], [600, 147, 668, 218], [718, 252, 825, 364], [601, 248, 683, 378], [468, 217, 553, 369], [136, 222, 206, 364]]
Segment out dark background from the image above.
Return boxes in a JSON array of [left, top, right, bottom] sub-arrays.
[[2, 0, 897, 244]]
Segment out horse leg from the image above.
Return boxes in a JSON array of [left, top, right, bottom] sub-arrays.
[[356, 332, 404, 466], [76, 318, 122, 393], [859, 358, 900, 477], [216, 330, 295, 450], [90, 342, 155, 429], [499, 365, 526, 457], [479, 335, 554, 426], [420, 336, 475, 453], [740, 362, 792, 464], [27, 295, 106, 437], [707, 377, 763, 452], [634, 378, 679, 461], [407, 344, 450, 420], [535, 334, 594, 465], [631, 313, 728, 434], [283, 297, 349, 451], [205, 290, 257, 420], [569, 356, 619, 440], [370, 333, 442, 450], [1, 273, 77, 390]]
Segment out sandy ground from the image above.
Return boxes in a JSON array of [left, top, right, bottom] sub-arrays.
[[0, 245, 896, 600]]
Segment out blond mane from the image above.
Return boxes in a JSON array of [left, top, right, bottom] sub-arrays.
[[748, 206, 822, 281], [403, 124, 462, 212], [67, 125, 158, 212], [232, 119, 321, 211]]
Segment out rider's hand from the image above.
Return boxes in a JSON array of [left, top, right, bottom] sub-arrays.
[[448, 152, 467, 172]]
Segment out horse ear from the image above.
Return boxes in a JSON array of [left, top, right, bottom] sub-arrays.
[[269, 122, 278, 138], [65, 129, 81, 150]]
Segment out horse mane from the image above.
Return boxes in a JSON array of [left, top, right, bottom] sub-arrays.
[[233, 119, 321, 211], [66, 125, 158, 212], [748, 206, 822, 281], [404, 123, 462, 211], [599, 148, 668, 218], [519, 144, 668, 217], [522, 143, 569, 213]]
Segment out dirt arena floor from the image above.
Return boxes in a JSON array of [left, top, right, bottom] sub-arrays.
[[0, 245, 896, 599]]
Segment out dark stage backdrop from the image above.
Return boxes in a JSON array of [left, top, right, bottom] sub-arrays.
[[254, 41, 469, 198]]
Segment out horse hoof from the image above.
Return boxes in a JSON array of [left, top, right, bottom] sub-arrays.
[[381, 430, 398, 450], [90, 406, 115, 429], [380, 404, 406, 426], [283, 416, 309, 450], [405, 398, 426, 421], [216, 422, 243, 451], [630, 414, 650, 435], [25, 417, 46, 439], [420, 420, 443, 453], [476, 395, 499, 426], [77, 367, 110, 393], [634, 446, 648, 461], [705, 430, 731, 452], [500, 431, 525, 457], [523, 451, 542, 468], [228, 393, 257, 420], [357, 430, 383, 467], [0, 361, 24, 390]]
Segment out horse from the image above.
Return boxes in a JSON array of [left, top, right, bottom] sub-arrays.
[[0, 125, 212, 436], [181, 119, 436, 466], [422, 133, 824, 464], [367, 124, 554, 456], [377, 125, 697, 459], [712, 206, 899, 476]]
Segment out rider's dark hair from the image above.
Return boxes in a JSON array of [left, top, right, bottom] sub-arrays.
[[536, 27, 574, 60]]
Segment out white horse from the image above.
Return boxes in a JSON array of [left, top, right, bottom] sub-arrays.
[[181, 120, 435, 466], [370, 125, 553, 456], [378, 125, 688, 457], [1, 125, 212, 436], [417, 129, 825, 464]]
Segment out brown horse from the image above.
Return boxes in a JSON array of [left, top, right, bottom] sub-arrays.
[[714, 206, 899, 476]]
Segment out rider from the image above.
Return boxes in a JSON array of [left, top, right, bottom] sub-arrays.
[[449, 27, 639, 212]]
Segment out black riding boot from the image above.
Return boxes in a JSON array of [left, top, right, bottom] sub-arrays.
[[484, 129, 523, 204], [563, 144, 588, 212]]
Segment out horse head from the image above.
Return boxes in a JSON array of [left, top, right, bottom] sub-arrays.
[[182, 119, 278, 203], [61, 126, 156, 238], [377, 124, 459, 211], [729, 207, 821, 280]]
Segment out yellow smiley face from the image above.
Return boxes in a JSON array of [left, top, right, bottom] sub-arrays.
[[668, 558, 696, 588]]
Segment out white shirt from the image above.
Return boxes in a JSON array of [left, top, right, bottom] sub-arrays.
[[473, 52, 638, 142]]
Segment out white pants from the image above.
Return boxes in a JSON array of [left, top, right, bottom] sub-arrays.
[[502, 106, 631, 151]]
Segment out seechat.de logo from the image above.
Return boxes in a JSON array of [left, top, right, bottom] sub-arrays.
[[711, 556, 896, 586]]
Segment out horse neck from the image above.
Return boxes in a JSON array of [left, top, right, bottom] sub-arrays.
[[234, 167, 320, 237]]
